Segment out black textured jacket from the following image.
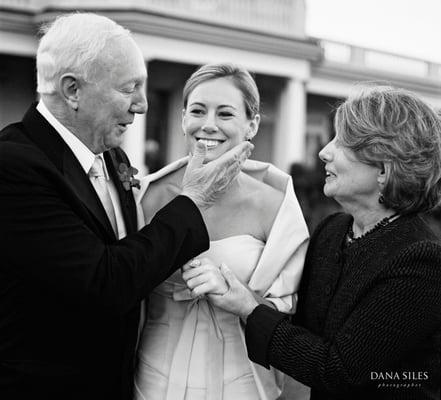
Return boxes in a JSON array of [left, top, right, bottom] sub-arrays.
[[246, 213, 441, 399]]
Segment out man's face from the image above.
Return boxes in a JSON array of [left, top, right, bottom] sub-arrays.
[[77, 36, 147, 154]]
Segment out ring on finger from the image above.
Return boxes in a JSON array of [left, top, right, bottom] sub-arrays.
[[189, 259, 201, 267]]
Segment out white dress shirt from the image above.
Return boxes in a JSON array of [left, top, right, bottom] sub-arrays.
[[36, 100, 127, 239]]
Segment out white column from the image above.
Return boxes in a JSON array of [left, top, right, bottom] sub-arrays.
[[166, 85, 187, 163], [273, 77, 307, 172], [121, 59, 149, 176]]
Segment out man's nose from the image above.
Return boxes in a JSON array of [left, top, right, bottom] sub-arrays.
[[131, 90, 148, 114]]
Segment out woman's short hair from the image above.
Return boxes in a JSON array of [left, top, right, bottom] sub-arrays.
[[335, 84, 441, 214], [183, 63, 260, 119], [37, 13, 131, 94]]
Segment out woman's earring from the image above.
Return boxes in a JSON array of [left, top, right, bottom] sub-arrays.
[[245, 131, 253, 142], [378, 192, 385, 204]]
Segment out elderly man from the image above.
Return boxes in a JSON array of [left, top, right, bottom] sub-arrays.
[[0, 13, 252, 400]]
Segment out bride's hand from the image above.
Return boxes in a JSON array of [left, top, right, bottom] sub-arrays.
[[182, 258, 228, 298]]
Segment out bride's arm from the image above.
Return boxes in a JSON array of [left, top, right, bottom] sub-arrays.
[[182, 259, 276, 310]]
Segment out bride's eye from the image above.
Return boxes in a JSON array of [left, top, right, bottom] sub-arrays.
[[189, 108, 204, 115], [219, 111, 233, 118]]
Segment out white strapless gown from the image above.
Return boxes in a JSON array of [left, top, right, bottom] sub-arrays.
[[134, 235, 265, 400]]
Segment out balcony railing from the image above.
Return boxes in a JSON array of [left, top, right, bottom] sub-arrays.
[[0, 0, 305, 37], [321, 39, 441, 81]]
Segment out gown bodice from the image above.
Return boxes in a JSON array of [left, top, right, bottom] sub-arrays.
[[135, 235, 265, 400], [168, 234, 265, 285]]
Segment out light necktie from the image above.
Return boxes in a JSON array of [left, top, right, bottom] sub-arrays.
[[88, 156, 118, 235]]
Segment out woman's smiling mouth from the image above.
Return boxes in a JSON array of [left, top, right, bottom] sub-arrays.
[[197, 138, 225, 149]]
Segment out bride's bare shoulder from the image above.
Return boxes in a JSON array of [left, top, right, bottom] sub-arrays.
[[238, 174, 284, 239], [244, 174, 284, 211]]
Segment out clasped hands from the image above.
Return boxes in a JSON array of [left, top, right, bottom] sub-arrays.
[[181, 258, 259, 319]]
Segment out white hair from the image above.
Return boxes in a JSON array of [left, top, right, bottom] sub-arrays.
[[36, 13, 131, 94]]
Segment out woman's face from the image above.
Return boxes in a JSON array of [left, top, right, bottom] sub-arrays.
[[318, 135, 382, 207], [182, 77, 259, 162]]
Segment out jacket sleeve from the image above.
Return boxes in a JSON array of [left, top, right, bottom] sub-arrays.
[[245, 241, 441, 395], [0, 141, 209, 315]]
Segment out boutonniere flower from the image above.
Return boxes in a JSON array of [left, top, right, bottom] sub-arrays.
[[117, 163, 141, 191]]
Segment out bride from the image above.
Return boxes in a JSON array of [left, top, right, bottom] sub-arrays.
[[134, 63, 309, 400]]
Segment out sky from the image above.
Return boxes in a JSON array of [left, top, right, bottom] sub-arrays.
[[305, 0, 441, 63]]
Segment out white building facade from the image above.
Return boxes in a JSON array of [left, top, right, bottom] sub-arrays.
[[0, 0, 440, 175]]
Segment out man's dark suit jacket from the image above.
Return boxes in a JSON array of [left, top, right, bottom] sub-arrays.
[[0, 104, 209, 400]]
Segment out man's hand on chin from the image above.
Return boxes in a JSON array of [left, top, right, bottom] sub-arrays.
[[181, 141, 253, 210]]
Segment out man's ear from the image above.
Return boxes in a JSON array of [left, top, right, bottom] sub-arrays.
[[60, 74, 80, 111]]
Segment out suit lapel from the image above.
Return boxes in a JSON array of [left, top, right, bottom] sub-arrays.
[[104, 150, 138, 235], [21, 104, 116, 242]]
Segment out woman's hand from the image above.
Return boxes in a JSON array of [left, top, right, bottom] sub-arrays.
[[182, 258, 228, 298], [207, 263, 259, 319], [183, 260, 259, 319]]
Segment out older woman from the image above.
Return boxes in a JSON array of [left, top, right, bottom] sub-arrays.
[[134, 63, 309, 400], [185, 85, 441, 399]]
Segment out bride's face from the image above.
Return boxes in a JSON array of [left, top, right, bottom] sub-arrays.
[[182, 77, 258, 163]]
